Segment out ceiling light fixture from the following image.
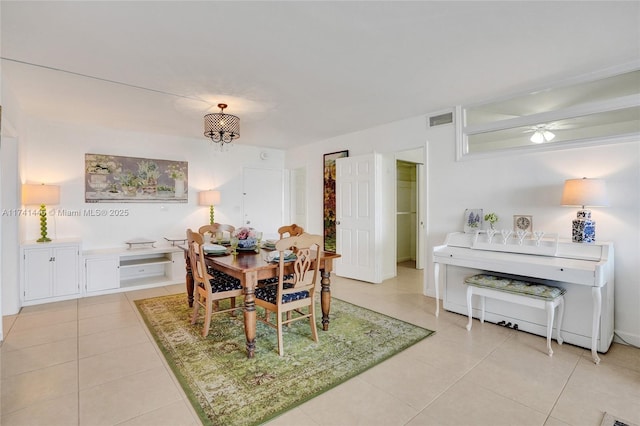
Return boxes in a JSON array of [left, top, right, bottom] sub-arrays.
[[530, 126, 555, 144], [204, 103, 240, 146]]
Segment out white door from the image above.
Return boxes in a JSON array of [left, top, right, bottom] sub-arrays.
[[335, 153, 381, 283], [291, 167, 307, 229], [242, 167, 283, 235]]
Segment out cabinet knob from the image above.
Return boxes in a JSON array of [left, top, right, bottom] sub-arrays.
[[49, 257, 55, 262]]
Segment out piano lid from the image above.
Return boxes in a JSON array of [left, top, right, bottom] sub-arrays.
[[443, 232, 607, 261]]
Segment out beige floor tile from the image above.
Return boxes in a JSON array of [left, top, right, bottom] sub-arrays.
[[544, 417, 572, 426], [79, 366, 183, 425], [0, 390, 78, 426], [407, 378, 548, 426], [19, 298, 77, 315], [124, 286, 173, 302], [358, 348, 463, 411], [1, 321, 77, 352], [117, 400, 200, 426], [462, 331, 581, 414], [550, 357, 640, 426], [298, 376, 420, 426], [1, 337, 77, 378], [2, 361, 78, 415], [79, 291, 128, 307], [10, 306, 77, 333], [594, 341, 640, 373], [78, 298, 136, 319], [266, 406, 321, 426], [79, 341, 163, 389], [2, 314, 18, 337], [78, 309, 141, 336], [79, 323, 150, 358]]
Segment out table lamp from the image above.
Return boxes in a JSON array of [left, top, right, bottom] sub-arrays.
[[22, 183, 60, 242], [198, 190, 221, 225], [561, 177, 608, 243]]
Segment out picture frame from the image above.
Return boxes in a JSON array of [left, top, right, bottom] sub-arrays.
[[464, 208, 483, 233], [513, 215, 533, 232], [85, 153, 188, 203], [323, 150, 349, 252]]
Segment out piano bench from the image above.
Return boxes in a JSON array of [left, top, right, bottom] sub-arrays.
[[464, 274, 566, 356]]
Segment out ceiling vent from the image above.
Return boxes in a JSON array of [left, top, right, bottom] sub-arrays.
[[428, 112, 453, 127]]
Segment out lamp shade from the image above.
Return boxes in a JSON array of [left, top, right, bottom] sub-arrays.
[[198, 190, 221, 206], [22, 184, 60, 205], [561, 178, 609, 208]]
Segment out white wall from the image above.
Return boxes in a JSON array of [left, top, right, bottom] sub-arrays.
[[286, 113, 640, 347], [18, 116, 285, 249], [1, 115, 285, 315]]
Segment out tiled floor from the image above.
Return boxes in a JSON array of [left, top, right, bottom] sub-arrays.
[[2, 263, 639, 426]]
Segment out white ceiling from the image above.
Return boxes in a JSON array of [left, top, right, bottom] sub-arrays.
[[2, 1, 639, 149]]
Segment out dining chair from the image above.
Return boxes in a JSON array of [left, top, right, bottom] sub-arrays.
[[254, 233, 322, 356], [198, 223, 235, 241], [278, 224, 304, 239], [259, 224, 303, 287], [186, 228, 243, 338]]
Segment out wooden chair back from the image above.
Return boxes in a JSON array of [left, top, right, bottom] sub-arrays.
[[199, 223, 235, 237], [274, 233, 323, 301], [278, 224, 304, 239]]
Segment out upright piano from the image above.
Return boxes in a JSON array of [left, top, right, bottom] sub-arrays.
[[433, 232, 614, 364]]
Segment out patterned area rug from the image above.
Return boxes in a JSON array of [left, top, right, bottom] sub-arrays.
[[135, 294, 434, 426]]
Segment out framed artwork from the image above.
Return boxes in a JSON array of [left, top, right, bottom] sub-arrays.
[[464, 208, 483, 233], [513, 215, 533, 232], [323, 150, 348, 252], [85, 153, 188, 203]]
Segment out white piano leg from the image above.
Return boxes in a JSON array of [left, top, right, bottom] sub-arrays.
[[466, 286, 473, 331], [433, 262, 440, 317], [479, 295, 485, 324], [556, 297, 564, 346], [546, 301, 554, 356], [591, 287, 602, 365]]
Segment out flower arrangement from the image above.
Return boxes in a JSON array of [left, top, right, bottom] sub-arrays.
[[484, 212, 499, 229], [234, 227, 257, 248], [86, 154, 120, 174], [166, 164, 186, 180], [137, 160, 160, 184]]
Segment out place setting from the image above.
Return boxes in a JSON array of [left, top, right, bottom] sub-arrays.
[[202, 243, 231, 256]]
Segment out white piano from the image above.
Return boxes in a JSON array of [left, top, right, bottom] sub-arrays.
[[433, 231, 614, 364]]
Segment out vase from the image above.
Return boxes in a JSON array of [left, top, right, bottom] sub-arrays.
[[88, 173, 109, 193], [174, 179, 185, 197]]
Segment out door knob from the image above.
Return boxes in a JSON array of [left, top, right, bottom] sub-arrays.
[[336, 221, 341, 225]]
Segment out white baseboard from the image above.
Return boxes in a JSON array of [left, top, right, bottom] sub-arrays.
[[613, 329, 640, 348]]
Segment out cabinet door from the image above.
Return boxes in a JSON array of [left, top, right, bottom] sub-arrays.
[[53, 246, 80, 297], [23, 248, 54, 301], [85, 257, 120, 292]]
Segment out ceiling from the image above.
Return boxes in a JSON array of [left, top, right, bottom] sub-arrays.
[[2, 1, 639, 150]]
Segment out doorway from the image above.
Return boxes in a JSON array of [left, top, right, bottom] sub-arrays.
[[395, 148, 425, 270]]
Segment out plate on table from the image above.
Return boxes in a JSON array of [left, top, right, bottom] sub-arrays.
[[266, 250, 296, 262], [203, 244, 229, 255], [262, 240, 277, 250]]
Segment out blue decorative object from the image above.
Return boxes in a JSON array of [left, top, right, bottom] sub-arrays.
[[572, 210, 596, 243]]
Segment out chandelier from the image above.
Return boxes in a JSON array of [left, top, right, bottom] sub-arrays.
[[204, 103, 240, 145]]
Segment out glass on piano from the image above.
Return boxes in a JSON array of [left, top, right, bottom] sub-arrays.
[[486, 228, 498, 243], [533, 231, 545, 246], [500, 229, 513, 244], [516, 230, 529, 245]]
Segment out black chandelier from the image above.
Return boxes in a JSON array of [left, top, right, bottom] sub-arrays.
[[204, 103, 240, 145]]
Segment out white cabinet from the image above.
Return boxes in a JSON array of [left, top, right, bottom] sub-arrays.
[[85, 255, 120, 293], [21, 240, 81, 305], [84, 246, 184, 295]]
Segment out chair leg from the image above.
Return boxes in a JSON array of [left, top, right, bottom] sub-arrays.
[[309, 303, 318, 342], [277, 310, 285, 356], [202, 298, 212, 338], [230, 297, 237, 316], [191, 296, 200, 325]]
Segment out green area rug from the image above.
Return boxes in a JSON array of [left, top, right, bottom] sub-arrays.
[[135, 294, 434, 426]]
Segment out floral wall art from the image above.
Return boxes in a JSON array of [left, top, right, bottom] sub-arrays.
[[85, 154, 188, 203], [323, 150, 348, 252]]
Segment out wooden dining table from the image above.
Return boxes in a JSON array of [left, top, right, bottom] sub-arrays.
[[182, 247, 341, 358]]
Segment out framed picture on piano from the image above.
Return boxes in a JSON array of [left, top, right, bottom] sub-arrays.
[[464, 209, 483, 233]]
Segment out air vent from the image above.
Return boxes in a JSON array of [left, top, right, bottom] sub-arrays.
[[428, 112, 453, 127]]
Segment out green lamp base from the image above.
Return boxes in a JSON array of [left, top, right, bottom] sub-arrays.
[[37, 204, 52, 243]]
